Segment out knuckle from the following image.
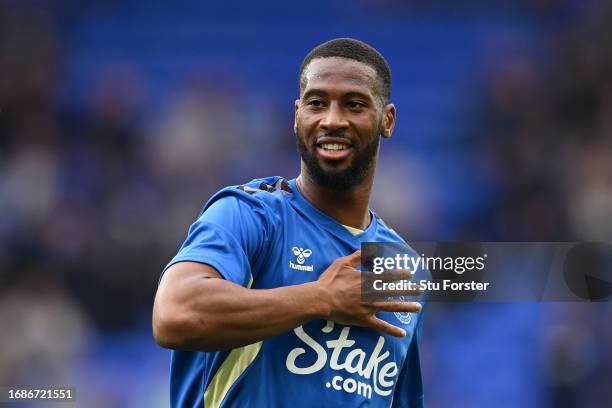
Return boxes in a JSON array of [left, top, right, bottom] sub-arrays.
[[338, 256, 352, 266]]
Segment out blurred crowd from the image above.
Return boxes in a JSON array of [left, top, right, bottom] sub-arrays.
[[472, 2, 612, 242], [0, 1, 610, 407], [443, 2, 612, 406]]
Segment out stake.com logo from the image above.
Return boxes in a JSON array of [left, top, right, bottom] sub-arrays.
[[285, 321, 398, 400]]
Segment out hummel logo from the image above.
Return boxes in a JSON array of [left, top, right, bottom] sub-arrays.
[[292, 247, 312, 265], [289, 247, 314, 272]]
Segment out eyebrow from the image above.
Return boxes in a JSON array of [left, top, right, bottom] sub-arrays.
[[302, 89, 374, 102], [344, 91, 373, 101], [302, 89, 327, 99]]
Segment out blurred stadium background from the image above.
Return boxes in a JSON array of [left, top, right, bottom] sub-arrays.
[[1, 0, 611, 407]]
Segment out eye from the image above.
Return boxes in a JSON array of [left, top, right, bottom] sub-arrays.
[[347, 101, 365, 110], [306, 99, 324, 108]]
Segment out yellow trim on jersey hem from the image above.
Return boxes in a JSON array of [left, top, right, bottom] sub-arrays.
[[203, 277, 260, 408], [203, 340, 263, 408]]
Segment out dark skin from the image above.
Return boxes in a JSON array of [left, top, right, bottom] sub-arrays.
[[152, 57, 418, 353], [295, 57, 397, 230]]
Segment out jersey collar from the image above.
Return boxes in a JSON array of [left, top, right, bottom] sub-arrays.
[[289, 178, 379, 242]]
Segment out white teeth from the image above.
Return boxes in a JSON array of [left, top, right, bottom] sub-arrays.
[[321, 143, 348, 151]]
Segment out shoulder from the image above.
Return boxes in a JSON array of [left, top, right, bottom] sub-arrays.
[[373, 213, 426, 267], [373, 212, 406, 243], [199, 176, 294, 218]]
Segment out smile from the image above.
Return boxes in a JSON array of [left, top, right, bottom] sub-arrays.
[[316, 144, 353, 161], [320, 143, 350, 151]]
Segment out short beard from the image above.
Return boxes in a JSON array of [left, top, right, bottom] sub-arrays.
[[296, 131, 380, 191]]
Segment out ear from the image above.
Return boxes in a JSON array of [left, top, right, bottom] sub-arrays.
[[294, 99, 300, 134], [380, 103, 396, 139]]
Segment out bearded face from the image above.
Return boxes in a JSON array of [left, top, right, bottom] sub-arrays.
[[295, 57, 388, 191], [295, 126, 380, 191]]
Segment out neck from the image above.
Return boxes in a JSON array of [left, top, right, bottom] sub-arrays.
[[297, 164, 375, 230]]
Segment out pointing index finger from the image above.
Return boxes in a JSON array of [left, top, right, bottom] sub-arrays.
[[366, 315, 406, 337]]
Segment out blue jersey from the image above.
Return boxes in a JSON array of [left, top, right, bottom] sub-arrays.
[[165, 176, 426, 408]]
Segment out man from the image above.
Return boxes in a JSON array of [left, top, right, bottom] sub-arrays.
[[153, 38, 426, 408]]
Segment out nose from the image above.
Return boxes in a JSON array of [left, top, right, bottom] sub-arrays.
[[319, 102, 349, 132]]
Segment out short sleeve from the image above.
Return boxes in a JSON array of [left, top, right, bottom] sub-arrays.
[[164, 192, 272, 287], [392, 311, 425, 408]]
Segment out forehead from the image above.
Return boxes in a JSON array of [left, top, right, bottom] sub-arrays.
[[302, 57, 379, 96]]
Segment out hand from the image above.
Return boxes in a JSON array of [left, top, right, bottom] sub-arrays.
[[315, 250, 422, 337]]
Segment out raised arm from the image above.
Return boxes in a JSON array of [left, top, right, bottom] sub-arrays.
[[152, 251, 421, 352], [153, 261, 326, 351]]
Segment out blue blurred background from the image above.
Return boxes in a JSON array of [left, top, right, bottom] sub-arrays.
[[1, 0, 611, 406]]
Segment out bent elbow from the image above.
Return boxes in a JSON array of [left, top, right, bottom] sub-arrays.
[[152, 310, 181, 349], [152, 271, 227, 351], [152, 317, 178, 349], [152, 305, 218, 351], [152, 301, 196, 349]]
